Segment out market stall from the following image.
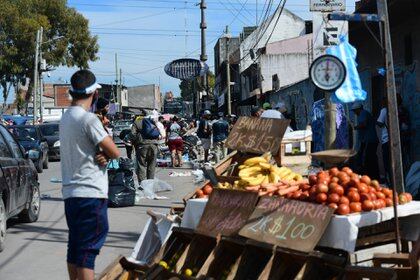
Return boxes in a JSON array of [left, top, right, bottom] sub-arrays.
[[101, 117, 419, 280]]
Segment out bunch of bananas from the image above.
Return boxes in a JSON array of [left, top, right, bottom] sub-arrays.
[[236, 155, 302, 187]]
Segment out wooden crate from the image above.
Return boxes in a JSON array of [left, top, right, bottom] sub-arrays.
[[276, 135, 312, 175]]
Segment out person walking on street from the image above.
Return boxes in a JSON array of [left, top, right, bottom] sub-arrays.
[[351, 103, 379, 179], [60, 70, 120, 280], [156, 116, 166, 144], [377, 99, 390, 183], [167, 116, 185, 167], [251, 105, 263, 117], [212, 113, 229, 163], [197, 110, 212, 162], [132, 116, 160, 185]]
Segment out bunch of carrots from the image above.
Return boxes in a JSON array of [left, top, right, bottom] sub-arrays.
[[244, 179, 308, 197]]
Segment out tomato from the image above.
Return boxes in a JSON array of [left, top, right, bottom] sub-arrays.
[[378, 199, 386, 209], [350, 202, 362, 213], [360, 193, 371, 202], [376, 192, 386, 200], [316, 193, 328, 203], [369, 186, 376, 194], [336, 204, 350, 215], [370, 179, 380, 189], [369, 192, 377, 201], [203, 184, 213, 195], [328, 193, 340, 204], [331, 185, 345, 196], [385, 198, 393, 207], [374, 185, 383, 192], [195, 189, 204, 197], [330, 176, 340, 183], [348, 191, 360, 203], [337, 172, 349, 184], [292, 191, 302, 200], [372, 200, 381, 210], [360, 175, 371, 185], [328, 203, 338, 210], [362, 200, 374, 211], [350, 173, 360, 182], [347, 187, 359, 194], [382, 188, 392, 198], [317, 172, 330, 184], [316, 183, 329, 194], [357, 183, 369, 194], [341, 167, 353, 176], [339, 196, 350, 205], [347, 179, 358, 188], [309, 174, 317, 185], [286, 192, 294, 199], [329, 182, 339, 192], [301, 191, 310, 200], [329, 167, 340, 177], [403, 192, 413, 202], [398, 194, 408, 205]]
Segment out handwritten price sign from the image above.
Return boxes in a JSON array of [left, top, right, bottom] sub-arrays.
[[196, 189, 259, 238], [239, 197, 334, 252], [225, 117, 290, 155]]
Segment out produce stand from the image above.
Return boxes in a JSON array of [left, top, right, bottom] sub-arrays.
[[103, 117, 418, 279]]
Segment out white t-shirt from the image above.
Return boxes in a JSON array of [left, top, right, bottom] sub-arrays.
[[261, 109, 284, 119], [60, 106, 109, 199], [156, 121, 166, 139], [377, 108, 389, 144]]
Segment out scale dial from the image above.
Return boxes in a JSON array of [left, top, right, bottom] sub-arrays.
[[310, 55, 346, 91]]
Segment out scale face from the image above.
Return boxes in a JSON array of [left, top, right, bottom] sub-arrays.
[[310, 55, 346, 91]]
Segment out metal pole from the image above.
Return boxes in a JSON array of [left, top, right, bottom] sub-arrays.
[[39, 27, 43, 123], [377, 0, 403, 253], [119, 68, 123, 111], [115, 53, 120, 104], [200, 0, 208, 107], [226, 34, 231, 116], [33, 29, 40, 125], [192, 79, 197, 117], [324, 91, 336, 150]]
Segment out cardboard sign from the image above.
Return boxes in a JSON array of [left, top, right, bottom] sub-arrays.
[[225, 117, 290, 155], [196, 189, 259, 238], [239, 197, 334, 252]]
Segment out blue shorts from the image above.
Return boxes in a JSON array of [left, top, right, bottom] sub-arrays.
[[64, 198, 109, 270]]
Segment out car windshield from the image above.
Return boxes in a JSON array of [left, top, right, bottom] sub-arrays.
[[10, 127, 38, 141], [39, 124, 59, 136]]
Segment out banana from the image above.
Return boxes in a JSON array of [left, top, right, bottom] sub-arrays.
[[293, 173, 303, 181], [241, 175, 266, 186], [269, 172, 280, 183], [262, 175, 269, 184], [239, 166, 263, 177], [283, 173, 295, 181], [243, 157, 267, 166], [262, 152, 272, 162], [279, 169, 292, 178], [238, 165, 247, 170], [259, 162, 272, 170]]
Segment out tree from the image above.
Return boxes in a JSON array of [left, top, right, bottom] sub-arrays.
[[179, 71, 215, 101], [0, 0, 99, 107]]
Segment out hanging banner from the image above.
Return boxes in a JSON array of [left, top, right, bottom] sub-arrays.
[[310, 0, 346, 12]]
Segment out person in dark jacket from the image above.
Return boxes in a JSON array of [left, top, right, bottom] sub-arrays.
[[212, 113, 229, 162]]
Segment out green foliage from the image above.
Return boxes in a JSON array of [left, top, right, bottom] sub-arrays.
[[179, 71, 215, 101], [0, 0, 99, 104]]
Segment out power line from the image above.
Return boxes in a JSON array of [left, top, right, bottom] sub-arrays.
[[215, 0, 251, 26], [91, 27, 239, 34], [94, 9, 176, 27], [92, 31, 220, 38]]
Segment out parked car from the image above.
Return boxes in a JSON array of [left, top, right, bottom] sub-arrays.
[[39, 123, 60, 161], [111, 120, 132, 145], [0, 124, 41, 252], [8, 125, 49, 173]]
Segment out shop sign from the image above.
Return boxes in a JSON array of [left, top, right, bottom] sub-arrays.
[[196, 189, 258, 238], [310, 0, 345, 12], [225, 116, 290, 155], [164, 58, 209, 80], [239, 196, 334, 252], [312, 13, 348, 58]]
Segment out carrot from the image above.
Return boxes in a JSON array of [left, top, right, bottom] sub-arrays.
[[278, 185, 299, 196], [258, 190, 269, 197], [245, 185, 260, 192], [261, 185, 278, 193], [277, 184, 289, 190], [261, 183, 275, 188]]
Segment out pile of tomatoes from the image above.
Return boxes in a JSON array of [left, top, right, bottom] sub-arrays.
[[195, 184, 213, 198], [294, 167, 413, 215]]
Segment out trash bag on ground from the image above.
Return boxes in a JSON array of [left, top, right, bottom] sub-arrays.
[[137, 179, 173, 200], [108, 159, 136, 207]]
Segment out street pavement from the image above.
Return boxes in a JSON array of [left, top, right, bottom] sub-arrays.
[[0, 154, 197, 279]]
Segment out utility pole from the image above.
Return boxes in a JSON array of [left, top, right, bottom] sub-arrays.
[[377, 0, 404, 253], [225, 26, 232, 116], [199, 0, 207, 112], [38, 27, 44, 123], [33, 28, 41, 124], [115, 53, 120, 106], [324, 91, 336, 150]]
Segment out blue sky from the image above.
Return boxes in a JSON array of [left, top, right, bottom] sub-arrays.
[[42, 0, 356, 97]]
